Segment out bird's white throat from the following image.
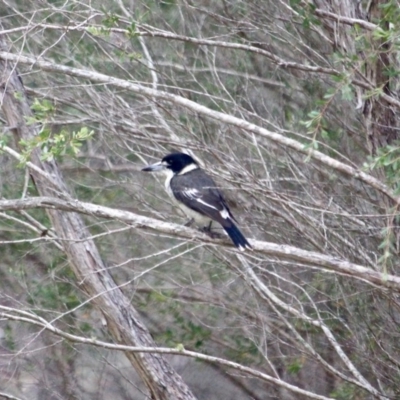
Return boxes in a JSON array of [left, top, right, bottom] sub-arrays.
[[177, 163, 199, 175]]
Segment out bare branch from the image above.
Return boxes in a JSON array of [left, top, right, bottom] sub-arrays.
[[312, 8, 377, 31], [0, 196, 399, 292], [239, 257, 385, 399], [0, 305, 336, 400], [0, 50, 397, 205], [0, 392, 26, 400], [0, 22, 382, 90]]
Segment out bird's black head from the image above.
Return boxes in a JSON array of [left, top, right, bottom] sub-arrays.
[[142, 152, 198, 174], [161, 153, 198, 173]]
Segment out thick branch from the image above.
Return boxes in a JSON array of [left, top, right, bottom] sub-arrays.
[[1, 196, 399, 292], [312, 8, 377, 31]]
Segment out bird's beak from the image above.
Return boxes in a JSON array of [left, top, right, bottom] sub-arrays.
[[141, 161, 166, 172]]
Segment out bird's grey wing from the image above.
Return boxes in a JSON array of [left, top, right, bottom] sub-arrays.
[[171, 171, 234, 224]]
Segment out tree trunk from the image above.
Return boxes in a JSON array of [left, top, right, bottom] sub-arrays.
[[363, 0, 398, 154], [0, 36, 196, 400]]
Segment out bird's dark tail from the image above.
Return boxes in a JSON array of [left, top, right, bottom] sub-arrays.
[[223, 222, 252, 251]]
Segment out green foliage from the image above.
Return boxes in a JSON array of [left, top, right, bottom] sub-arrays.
[[101, 11, 120, 28], [340, 84, 354, 101], [373, 27, 392, 42], [364, 143, 400, 268], [145, 290, 211, 349], [0, 133, 10, 149], [30, 98, 55, 119], [288, 0, 320, 28], [330, 382, 358, 400], [160, 0, 176, 11], [224, 335, 259, 364], [79, 322, 93, 334], [300, 74, 351, 152], [144, 287, 261, 364], [19, 99, 94, 164], [13, 91, 23, 100], [87, 26, 107, 37], [377, 224, 397, 270], [28, 265, 81, 311], [377, 0, 400, 25], [301, 110, 323, 130], [126, 21, 138, 39], [20, 126, 94, 164], [368, 142, 400, 193], [369, 1, 400, 54], [32, 282, 80, 310], [87, 11, 120, 37], [175, 343, 185, 351], [287, 358, 303, 375], [4, 324, 15, 350]]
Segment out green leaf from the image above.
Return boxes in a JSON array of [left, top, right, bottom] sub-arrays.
[[287, 359, 303, 375], [175, 343, 185, 351], [341, 85, 353, 101]]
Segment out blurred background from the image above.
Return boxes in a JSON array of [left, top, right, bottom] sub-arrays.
[[0, 1, 399, 399]]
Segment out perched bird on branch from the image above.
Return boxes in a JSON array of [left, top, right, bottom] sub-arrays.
[[142, 152, 251, 251]]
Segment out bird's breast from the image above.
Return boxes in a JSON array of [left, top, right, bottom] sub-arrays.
[[175, 201, 212, 226]]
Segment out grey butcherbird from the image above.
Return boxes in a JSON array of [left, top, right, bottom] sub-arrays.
[[142, 152, 252, 251]]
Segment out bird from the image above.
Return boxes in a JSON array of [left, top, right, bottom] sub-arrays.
[[142, 152, 251, 250]]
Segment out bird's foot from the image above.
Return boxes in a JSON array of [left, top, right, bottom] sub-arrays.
[[199, 226, 224, 239], [184, 218, 195, 227]]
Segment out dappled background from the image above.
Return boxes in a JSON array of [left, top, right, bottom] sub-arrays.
[[0, 1, 399, 399]]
